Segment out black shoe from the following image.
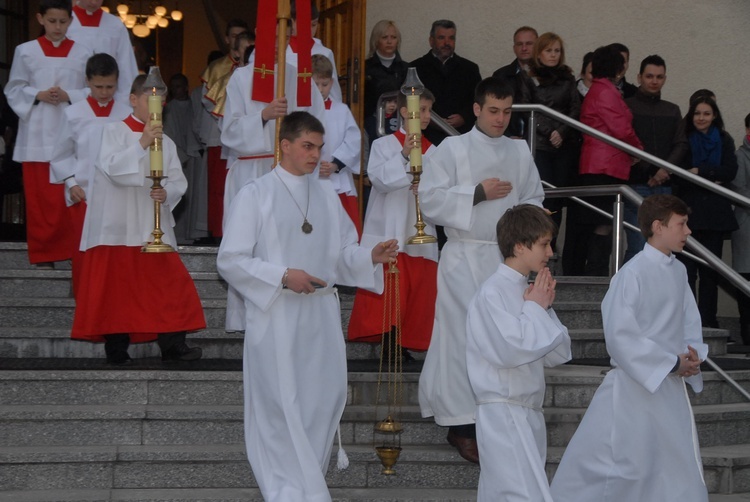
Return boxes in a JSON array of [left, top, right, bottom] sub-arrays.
[[106, 354, 133, 366], [161, 343, 202, 362]]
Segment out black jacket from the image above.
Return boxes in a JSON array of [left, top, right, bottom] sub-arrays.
[[492, 59, 525, 138], [674, 130, 738, 232], [410, 51, 482, 144], [364, 52, 409, 119], [625, 89, 685, 184]]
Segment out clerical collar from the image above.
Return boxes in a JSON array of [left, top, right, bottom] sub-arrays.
[[86, 95, 114, 117], [73, 4, 103, 26], [124, 114, 145, 132], [473, 124, 503, 140], [37, 36, 74, 57], [644, 242, 675, 262]]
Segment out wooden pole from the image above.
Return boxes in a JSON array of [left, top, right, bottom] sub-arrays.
[[274, 0, 291, 166]]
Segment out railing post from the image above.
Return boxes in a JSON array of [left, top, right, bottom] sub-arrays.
[[527, 111, 536, 157], [611, 193, 625, 275]]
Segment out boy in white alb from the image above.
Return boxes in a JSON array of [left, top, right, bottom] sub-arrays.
[[312, 54, 362, 236], [348, 89, 438, 354], [67, 0, 138, 105], [4, 0, 92, 268], [71, 74, 205, 365], [551, 194, 708, 502], [217, 111, 398, 502], [50, 53, 130, 294], [467, 204, 571, 502]]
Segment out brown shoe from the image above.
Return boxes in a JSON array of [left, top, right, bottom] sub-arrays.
[[446, 429, 479, 464]]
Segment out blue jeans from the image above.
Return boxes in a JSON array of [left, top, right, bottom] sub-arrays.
[[623, 184, 672, 263]]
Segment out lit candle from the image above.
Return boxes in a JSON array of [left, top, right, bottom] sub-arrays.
[[406, 92, 422, 171], [148, 88, 163, 173]]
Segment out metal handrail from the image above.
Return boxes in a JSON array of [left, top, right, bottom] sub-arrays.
[[513, 103, 750, 209]]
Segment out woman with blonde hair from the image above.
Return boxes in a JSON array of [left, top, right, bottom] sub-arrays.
[[364, 20, 409, 124]]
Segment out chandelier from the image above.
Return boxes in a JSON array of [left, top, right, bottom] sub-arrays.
[[108, 1, 184, 38]]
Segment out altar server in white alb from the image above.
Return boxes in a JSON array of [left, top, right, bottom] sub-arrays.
[[220, 30, 325, 332], [217, 112, 398, 502], [312, 55, 362, 236], [67, 0, 138, 104], [417, 77, 545, 463], [467, 204, 570, 502], [551, 194, 708, 502], [4, 0, 92, 268], [348, 89, 438, 354], [49, 53, 130, 295], [71, 74, 205, 365]]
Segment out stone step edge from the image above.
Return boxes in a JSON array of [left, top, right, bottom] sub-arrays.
[[3, 443, 750, 467], [2, 402, 749, 420], [2, 366, 749, 383], [0, 487, 481, 502]]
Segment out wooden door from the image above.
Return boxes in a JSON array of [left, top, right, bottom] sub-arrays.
[[316, 0, 366, 124], [316, 0, 367, 217]]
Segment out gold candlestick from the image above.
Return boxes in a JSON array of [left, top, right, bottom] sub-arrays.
[[401, 68, 437, 245], [140, 66, 173, 253]]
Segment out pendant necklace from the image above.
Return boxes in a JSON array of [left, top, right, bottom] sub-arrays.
[[274, 169, 313, 234]]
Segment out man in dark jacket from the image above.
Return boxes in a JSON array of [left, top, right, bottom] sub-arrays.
[[410, 20, 482, 145], [624, 54, 686, 261], [492, 26, 538, 138]]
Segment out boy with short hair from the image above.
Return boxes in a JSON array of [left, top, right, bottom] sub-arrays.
[[4, 0, 92, 268], [217, 111, 398, 502], [551, 194, 708, 502], [467, 204, 571, 501], [70, 74, 205, 365], [348, 88, 438, 354], [312, 54, 362, 236], [50, 53, 130, 294]]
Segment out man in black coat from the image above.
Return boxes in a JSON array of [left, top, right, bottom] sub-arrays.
[[492, 26, 538, 138], [410, 20, 482, 145]]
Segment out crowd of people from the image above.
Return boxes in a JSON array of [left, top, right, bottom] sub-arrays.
[[1, 1, 749, 501]]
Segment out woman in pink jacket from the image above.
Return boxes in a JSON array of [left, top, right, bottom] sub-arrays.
[[574, 45, 643, 275]]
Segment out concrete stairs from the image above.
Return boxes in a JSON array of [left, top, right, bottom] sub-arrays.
[[1, 242, 749, 501]]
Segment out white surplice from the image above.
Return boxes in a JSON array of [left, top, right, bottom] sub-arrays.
[[67, 8, 138, 104], [50, 98, 131, 205], [467, 263, 571, 502], [80, 117, 186, 250], [216, 167, 383, 502], [362, 130, 437, 261], [220, 61, 325, 331], [550, 244, 709, 502], [4, 39, 91, 162], [320, 99, 361, 196], [417, 127, 545, 426]]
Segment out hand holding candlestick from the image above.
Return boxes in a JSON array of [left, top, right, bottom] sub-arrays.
[[401, 68, 437, 245]]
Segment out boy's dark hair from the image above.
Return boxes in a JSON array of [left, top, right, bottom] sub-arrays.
[[279, 111, 325, 143], [291, 1, 319, 21], [430, 19, 456, 37], [638, 194, 690, 239], [312, 54, 333, 78], [474, 77, 514, 107], [86, 53, 119, 80], [580, 51, 594, 76], [396, 88, 435, 110], [169, 73, 189, 86], [225, 19, 249, 36], [497, 205, 558, 259], [129, 74, 148, 96], [745, 112, 750, 129], [40, 0, 72, 15], [607, 42, 630, 56], [639, 54, 666, 74], [591, 45, 624, 80]]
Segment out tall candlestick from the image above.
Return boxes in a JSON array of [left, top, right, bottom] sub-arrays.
[[406, 92, 422, 170], [148, 90, 163, 174]]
